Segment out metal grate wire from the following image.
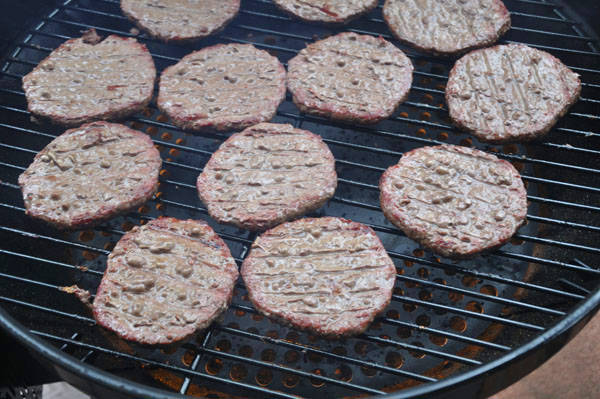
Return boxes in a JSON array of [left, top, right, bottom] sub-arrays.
[[1, 0, 600, 398]]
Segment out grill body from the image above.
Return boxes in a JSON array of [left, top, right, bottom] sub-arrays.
[[1, 1, 600, 398]]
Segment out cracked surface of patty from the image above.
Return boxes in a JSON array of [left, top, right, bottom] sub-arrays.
[[383, 0, 511, 56], [446, 44, 581, 143], [379, 145, 527, 258], [242, 217, 396, 337], [22, 29, 156, 126], [94, 217, 238, 346], [158, 44, 286, 132], [287, 32, 413, 124], [18, 122, 161, 230], [121, 0, 240, 42], [197, 123, 337, 231], [273, 0, 378, 24]]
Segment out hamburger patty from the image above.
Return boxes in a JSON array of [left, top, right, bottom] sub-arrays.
[[94, 217, 239, 346], [158, 44, 286, 132], [446, 44, 581, 143], [380, 145, 527, 258], [383, 0, 511, 56], [121, 0, 240, 42], [22, 29, 155, 126], [197, 123, 337, 231], [287, 32, 413, 124], [273, 0, 378, 24], [242, 217, 396, 337], [18, 122, 161, 230]]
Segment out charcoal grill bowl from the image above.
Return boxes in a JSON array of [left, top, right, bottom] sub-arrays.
[[1, 0, 600, 398], [1, 289, 599, 399]]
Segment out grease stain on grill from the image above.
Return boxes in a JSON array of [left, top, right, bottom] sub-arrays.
[[385, 351, 404, 368], [409, 342, 426, 359], [238, 345, 253, 358], [82, 250, 99, 261], [285, 331, 299, 343], [360, 365, 377, 377], [465, 301, 484, 314], [251, 313, 264, 322], [255, 368, 273, 386], [449, 316, 468, 332], [417, 267, 429, 279], [205, 358, 223, 375], [397, 326, 412, 339], [282, 373, 300, 388], [430, 334, 448, 347], [181, 350, 195, 366], [334, 365, 353, 381], [416, 314, 431, 327], [229, 364, 247, 381], [121, 221, 135, 231], [260, 348, 276, 362], [215, 339, 231, 352], [403, 303, 417, 312], [310, 369, 326, 387], [449, 291, 464, 302], [284, 350, 300, 363], [462, 275, 479, 288], [419, 290, 433, 301], [386, 309, 400, 319], [459, 138, 473, 147], [354, 342, 368, 356], [308, 352, 322, 363], [480, 285, 498, 296], [265, 330, 278, 339], [78, 230, 94, 242], [332, 346, 347, 356]]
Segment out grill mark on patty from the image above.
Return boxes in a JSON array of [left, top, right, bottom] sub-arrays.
[[287, 32, 413, 124], [251, 229, 387, 293], [273, 0, 378, 24], [481, 51, 509, 127], [380, 145, 527, 258], [504, 51, 530, 114], [446, 44, 581, 143], [19, 122, 160, 229], [242, 218, 396, 336], [158, 44, 285, 131], [384, 0, 510, 55], [197, 123, 336, 230], [121, 0, 239, 42], [94, 218, 238, 344], [23, 31, 155, 125]]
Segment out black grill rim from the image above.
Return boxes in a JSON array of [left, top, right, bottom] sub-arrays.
[[2, 0, 600, 398], [1, 290, 598, 399]]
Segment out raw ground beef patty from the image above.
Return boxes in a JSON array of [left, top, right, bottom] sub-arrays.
[[121, 0, 240, 42], [446, 44, 581, 143], [158, 43, 286, 132], [287, 32, 413, 124], [273, 0, 378, 24], [93, 217, 239, 346], [22, 29, 155, 126], [379, 145, 527, 258], [241, 217, 397, 337], [383, 0, 511, 56], [197, 123, 337, 231], [18, 122, 161, 230]]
